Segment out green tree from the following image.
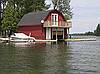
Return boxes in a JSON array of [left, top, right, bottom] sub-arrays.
[[1, 0, 49, 37], [22, 0, 49, 14], [1, 4, 15, 36], [85, 31, 94, 35], [94, 24, 100, 36], [1, 0, 23, 36], [52, 0, 72, 19], [52, 0, 59, 9]]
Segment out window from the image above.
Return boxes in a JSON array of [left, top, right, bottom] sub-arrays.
[[51, 14, 58, 26]]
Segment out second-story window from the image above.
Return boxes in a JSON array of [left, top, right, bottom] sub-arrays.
[[51, 14, 58, 26]]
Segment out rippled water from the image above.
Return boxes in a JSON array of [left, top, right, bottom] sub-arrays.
[[0, 36, 100, 74]]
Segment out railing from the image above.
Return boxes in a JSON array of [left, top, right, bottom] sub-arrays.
[[43, 21, 72, 28]]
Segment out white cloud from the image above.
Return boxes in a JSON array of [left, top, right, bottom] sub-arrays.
[[71, 0, 100, 8], [45, 0, 52, 4], [70, 0, 100, 33]]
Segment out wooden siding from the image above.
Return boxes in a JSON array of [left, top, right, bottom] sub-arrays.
[[18, 25, 45, 40]]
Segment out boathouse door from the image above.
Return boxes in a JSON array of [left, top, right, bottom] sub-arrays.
[[52, 28, 64, 40]]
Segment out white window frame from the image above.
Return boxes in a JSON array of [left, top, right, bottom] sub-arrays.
[[51, 13, 58, 27]]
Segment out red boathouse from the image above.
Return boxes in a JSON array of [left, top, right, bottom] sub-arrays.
[[18, 9, 72, 40]]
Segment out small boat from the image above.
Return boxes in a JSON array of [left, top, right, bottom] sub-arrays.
[[10, 33, 35, 43]]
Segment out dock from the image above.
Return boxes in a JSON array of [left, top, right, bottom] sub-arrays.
[[0, 38, 10, 43], [35, 39, 57, 42], [0, 37, 57, 43], [32, 37, 57, 42], [65, 38, 96, 42], [0, 37, 96, 43], [0, 38, 9, 40]]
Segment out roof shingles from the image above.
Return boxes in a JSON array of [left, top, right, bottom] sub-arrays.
[[18, 11, 49, 26]]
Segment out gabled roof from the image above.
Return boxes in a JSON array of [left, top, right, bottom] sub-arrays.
[[18, 9, 66, 26]]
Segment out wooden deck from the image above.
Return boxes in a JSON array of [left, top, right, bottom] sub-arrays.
[[65, 38, 96, 42], [35, 39, 57, 42]]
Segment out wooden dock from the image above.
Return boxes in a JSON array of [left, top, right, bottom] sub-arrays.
[[0, 38, 10, 43], [0, 37, 57, 43], [0, 37, 96, 43], [35, 39, 57, 42], [65, 38, 96, 42]]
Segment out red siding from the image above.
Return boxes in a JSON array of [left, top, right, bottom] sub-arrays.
[[18, 25, 45, 40], [58, 14, 65, 26]]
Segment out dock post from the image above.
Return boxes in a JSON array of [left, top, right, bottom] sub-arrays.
[[66, 28, 69, 39], [63, 29, 64, 39], [68, 28, 69, 39], [56, 28, 58, 40]]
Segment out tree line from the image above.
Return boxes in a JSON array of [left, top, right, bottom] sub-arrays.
[[85, 24, 100, 36], [71, 24, 100, 36]]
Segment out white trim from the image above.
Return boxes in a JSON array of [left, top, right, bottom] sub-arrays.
[[51, 13, 58, 27]]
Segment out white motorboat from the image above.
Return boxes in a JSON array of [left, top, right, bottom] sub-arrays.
[[10, 33, 35, 43]]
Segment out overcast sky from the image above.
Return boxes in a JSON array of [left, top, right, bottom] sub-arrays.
[[46, 0, 100, 33]]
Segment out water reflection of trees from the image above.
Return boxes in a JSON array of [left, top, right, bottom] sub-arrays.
[[0, 43, 17, 74], [13, 43, 46, 74], [0, 43, 46, 74]]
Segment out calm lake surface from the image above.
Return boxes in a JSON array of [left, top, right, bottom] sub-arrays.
[[0, 36, 100, 74]]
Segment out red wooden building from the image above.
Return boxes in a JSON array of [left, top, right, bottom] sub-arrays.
[[18, 9, 72, 40]]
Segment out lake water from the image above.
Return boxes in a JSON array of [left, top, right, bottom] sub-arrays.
[[0, 36, 100, 74]]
